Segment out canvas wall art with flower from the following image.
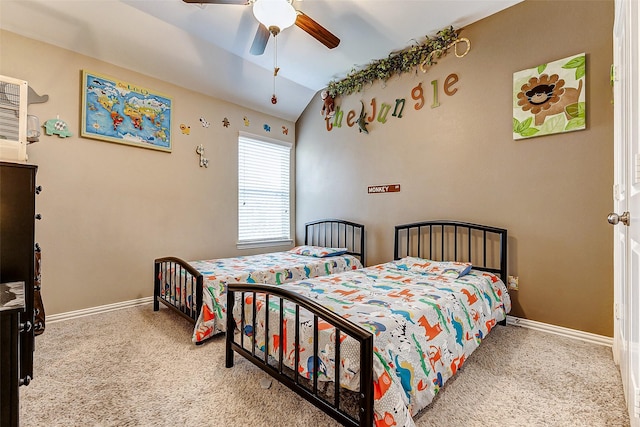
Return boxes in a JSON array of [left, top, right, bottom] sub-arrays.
[[513, 53, 586, 140]]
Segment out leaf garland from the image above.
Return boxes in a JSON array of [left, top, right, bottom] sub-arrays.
[[327, 26, 461, 98]]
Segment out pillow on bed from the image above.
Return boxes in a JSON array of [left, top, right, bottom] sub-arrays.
[[288, 245, 348, 258], [397, 257, 472, 278]]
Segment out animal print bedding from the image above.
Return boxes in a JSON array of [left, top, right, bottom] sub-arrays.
[[167, 251, 362, 343], [234, 258, 511, 426]]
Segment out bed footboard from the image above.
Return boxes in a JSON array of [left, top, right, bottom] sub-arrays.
[[154, 257, 203, 324], [225, 283, 374, 427]]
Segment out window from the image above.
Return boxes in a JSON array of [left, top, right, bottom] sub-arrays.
[[238, 132, 292, 248]]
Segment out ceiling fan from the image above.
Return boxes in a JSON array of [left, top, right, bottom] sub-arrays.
[[182, 0, 340, 55]]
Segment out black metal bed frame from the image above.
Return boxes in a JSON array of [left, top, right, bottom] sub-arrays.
[[225, 220, 508, 427], [153, 219, 366, 327], [305, 219, 366, 265], [225, 284, 374, 427], [395, 220, 508, 280]]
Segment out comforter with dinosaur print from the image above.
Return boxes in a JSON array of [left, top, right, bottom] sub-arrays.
[[187, 251, 362, 343], [237, 258, 511, 426]]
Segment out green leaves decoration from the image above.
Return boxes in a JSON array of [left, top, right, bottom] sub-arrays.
[[326, 27, 460, 98], [562, 55, 586, 80], [513, 100, 586, 137], [565, 102, 586, 131], [513, 117, 539, 138]]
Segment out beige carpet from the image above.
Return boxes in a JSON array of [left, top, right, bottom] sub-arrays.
[[20, 305, 630, 427]]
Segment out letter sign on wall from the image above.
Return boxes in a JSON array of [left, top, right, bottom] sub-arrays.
[[367, 184, 401, 194]]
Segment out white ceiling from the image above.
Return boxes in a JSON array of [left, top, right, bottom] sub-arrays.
[[0, 0, 523, 122]]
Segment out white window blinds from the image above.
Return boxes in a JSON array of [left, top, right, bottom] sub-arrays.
[[238, 133, 292, 246]]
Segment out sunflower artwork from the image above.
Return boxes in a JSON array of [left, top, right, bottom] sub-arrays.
[[513, 53, 585, 140]]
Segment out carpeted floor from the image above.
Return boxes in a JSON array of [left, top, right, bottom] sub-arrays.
[[19, 305, 630, 426]]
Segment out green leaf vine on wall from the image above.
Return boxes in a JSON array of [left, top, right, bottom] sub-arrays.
[[326, 26, 467, 98]]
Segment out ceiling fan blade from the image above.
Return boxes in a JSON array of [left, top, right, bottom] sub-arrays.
[[295, 11, 340, 49], [182, 0, 248, 4], [250, 24, 270, 56]]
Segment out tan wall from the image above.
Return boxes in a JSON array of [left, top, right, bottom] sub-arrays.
[[295, 0, 614, 336], [0, 30, 296, 315]]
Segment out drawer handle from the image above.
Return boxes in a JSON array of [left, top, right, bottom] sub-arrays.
[[19, 375, 31, 386], [20, 321, 32, 333]]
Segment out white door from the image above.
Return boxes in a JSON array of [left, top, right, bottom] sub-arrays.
[[612, 0, 640, 424]]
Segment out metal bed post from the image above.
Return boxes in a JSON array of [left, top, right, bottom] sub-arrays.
[[153, 262, 161, 311], [468, 228, 472, 263], [453, 225, 458, 261]]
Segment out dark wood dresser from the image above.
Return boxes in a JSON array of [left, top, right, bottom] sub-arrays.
[[0, 161, 39, 426], [0, 281, 26, 427]]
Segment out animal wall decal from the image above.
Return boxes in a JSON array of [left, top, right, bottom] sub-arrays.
[[43, 118, 72, 138], [321, 90, 335, 119], [513, 53, 586, 140], [196, 144, 208, 167]]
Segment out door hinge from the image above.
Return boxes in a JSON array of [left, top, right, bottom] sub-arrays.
[[611, 64, 617, 85]]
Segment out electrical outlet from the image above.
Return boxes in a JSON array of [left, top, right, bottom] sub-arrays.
[[508, 275, 519, 290]]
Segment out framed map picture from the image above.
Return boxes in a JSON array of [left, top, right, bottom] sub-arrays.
[[81, 70, 172, 152], [513, 53, 586, 140]]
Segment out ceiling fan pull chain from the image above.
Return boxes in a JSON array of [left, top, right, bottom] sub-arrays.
[[272, 34, 279, 104]]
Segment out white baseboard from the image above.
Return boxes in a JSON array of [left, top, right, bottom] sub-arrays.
[[506, 315, 613, 347], [47, 296, 154, 324], [46, 299, 612, 348]]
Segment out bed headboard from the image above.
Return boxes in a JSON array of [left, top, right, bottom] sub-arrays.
[[394, 220, 507, 280], [304, 219, 365, 265]]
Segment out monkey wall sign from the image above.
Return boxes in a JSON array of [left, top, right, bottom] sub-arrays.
[[513, 53, 586, 140], [324, 73, 460, 133], [367, 184, 401, 194]]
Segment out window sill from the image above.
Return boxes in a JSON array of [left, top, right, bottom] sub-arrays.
[[237, 239, 293, 250]]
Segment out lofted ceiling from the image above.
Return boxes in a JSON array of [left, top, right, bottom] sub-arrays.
[[0, 0, 523, 122]]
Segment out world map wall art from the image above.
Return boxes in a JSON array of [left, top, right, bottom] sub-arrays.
[[81, 70, 172, 152], [512, 53, 586, 140]]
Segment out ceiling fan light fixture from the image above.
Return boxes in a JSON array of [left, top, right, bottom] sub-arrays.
[[252, 0, 297, 34]]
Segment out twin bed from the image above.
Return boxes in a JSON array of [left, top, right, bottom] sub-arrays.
[[224, 220, 510, 427], [154, 219, 511, 426], [154, 219, 365, 343]]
